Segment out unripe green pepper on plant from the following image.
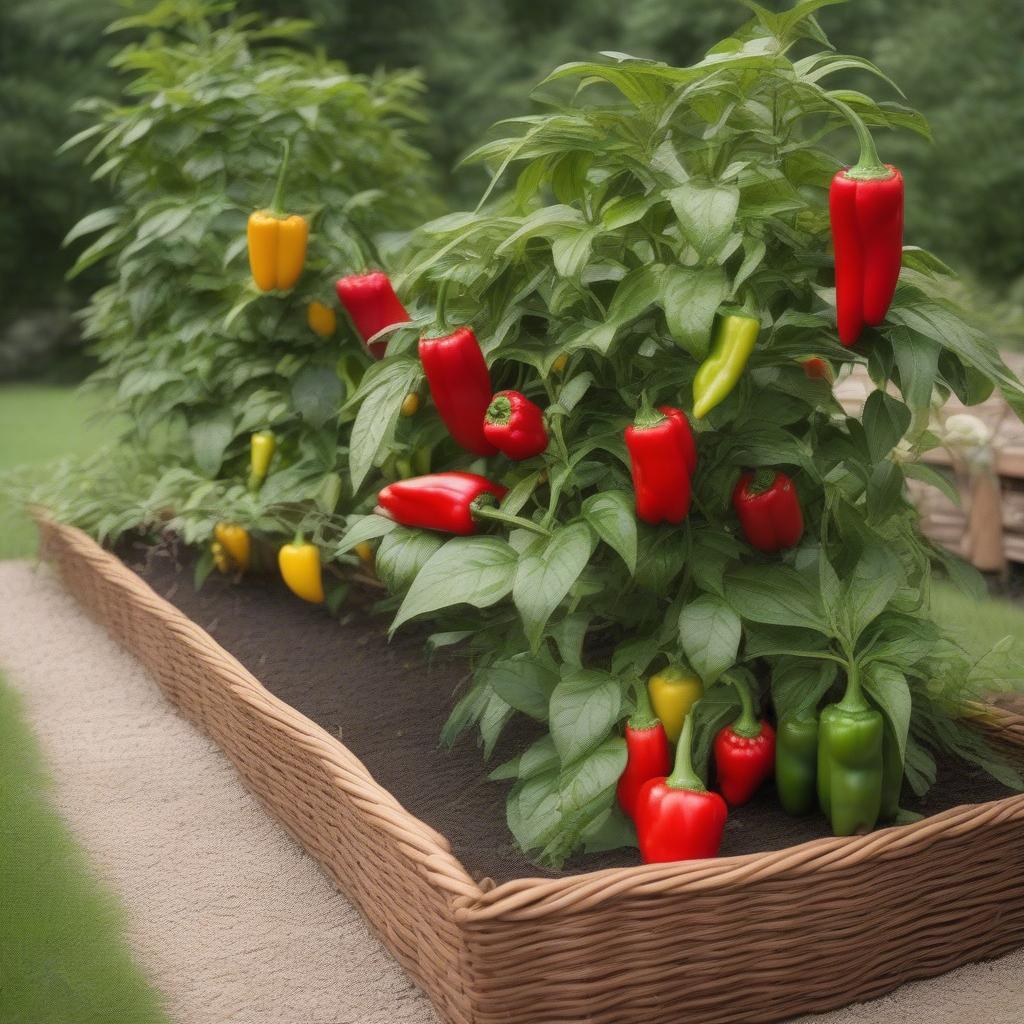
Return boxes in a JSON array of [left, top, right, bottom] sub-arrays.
[[776, 712, 819, 816], [692, 313, 759, 419]]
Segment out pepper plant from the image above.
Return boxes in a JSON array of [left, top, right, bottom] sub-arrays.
[[53, 0, 437, 572], [342, 0, 1024, 865]]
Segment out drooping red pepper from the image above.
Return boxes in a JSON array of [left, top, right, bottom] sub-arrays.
[[616, 681, 671, 821], [483, 390, 548, 461], [376, 472, 507, 535], [625, 401, 693, 525], [419, 327, 497, 456], [829, 111, 904, 346], [634, 712, 728, 863], [335, 271, 411, 359], [714, 678, 776, 807], [732, 469, 804, 552], [801, 356, 834, 383]]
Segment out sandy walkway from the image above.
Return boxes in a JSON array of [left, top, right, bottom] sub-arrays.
[[1, 558, 1021, 1024]]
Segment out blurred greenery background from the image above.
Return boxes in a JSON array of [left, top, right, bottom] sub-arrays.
[[2, 0, 1023, 385]]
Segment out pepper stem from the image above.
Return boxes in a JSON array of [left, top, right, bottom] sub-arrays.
[[665, 711, 705, 792], [729, 675, 762, 738], [269, 139, 292, 215], [633, 391, 666, 430], [630, 677, 659, 731], [747, 468, 777, 495], [471, 501, 551, 536], [829, 97, 891, 182], [839, 658, 867, 712], [292, 529, 305, 546], [486, 394, 512, 426]]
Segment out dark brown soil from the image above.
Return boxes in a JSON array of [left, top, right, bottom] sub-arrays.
[[120, 539, 1016, 886]]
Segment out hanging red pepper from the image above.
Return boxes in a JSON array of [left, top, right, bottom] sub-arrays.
[[616, 681, 671, 821], [800, 356, 834, 383], [419, 327, 497, 456], [732, 469, 804, 552], [377, 472, 507, 535], [634, 713, 728, 863], [714, 678, 776, 807], [829, 108, 904, 346], [335, 271, 411, 359], [483, 391, 548, 460], [625, 401, 693, 525]]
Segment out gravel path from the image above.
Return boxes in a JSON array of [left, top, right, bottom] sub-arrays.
[[1, 557, 1021, 1024]]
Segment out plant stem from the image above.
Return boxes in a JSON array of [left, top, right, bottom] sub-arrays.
[[472, 503, 551, 536], [828, 97, 890, 181], [665, 710, 705, 791], [728, 675, 761, 738], [270, 139, 291, 214]]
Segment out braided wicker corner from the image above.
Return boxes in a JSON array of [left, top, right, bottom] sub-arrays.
[[36, 513, 1024, 1024]]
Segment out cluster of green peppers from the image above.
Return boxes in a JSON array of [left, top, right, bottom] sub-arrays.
[[776, 667, 901, 835]]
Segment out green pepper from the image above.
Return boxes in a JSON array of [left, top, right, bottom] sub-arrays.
[[817, 665, 883, 836], [691, 312, 759, 419], [879, 719, 903, 821], [775, 712, 819, 816]]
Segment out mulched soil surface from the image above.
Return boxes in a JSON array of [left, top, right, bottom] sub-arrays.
[[121, 539, 1015, 886]]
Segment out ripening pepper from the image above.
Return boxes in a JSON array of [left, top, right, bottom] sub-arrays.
[[419, 327, 496, 456], [732, 469, 804, 553], [648, 665, 703, 744], [775, 711, 819, 816], [247, 141, 307, 292], [278, 533, 325, 604], [377, 472, 507, 535], [211, 542, 232, 574], [335, 271, 411, 359], [829, 115, 904, 345], [714, 678, 775, 807], [625, 402, 693, 525], [354, 541, 375, 565], [307, 301, 337, 338], [400, 393, 420, 417], [692, 313, 759, 419], [617, 680, 672, 821], [818, 668, 884, 836], [634, 712, 728, 863], [484, 391, 548, 460], [248, 431, 276, 492], [552, 353, 568, 375], [213, 523, 251, 573], [801, 356, 834, 383]]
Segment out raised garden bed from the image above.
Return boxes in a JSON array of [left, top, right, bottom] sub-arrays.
[[38, 514, 1024, 1024]]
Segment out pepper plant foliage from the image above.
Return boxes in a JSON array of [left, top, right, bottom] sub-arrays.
[[55, 0, 436, 554], [344, 0, 1024, 865]]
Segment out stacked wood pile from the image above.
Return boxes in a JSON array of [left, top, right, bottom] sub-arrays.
[[835, 353, 1024, 569]]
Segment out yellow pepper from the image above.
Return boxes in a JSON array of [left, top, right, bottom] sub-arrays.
[[648, 664, 704, 743], [400, 392, 420, 417], [279, 534, 325, 604], [247, 140, 307, 292], [354, 541, 374, 565], [307, 301, 337, 337], [248, 431, 276, 492], [211, 542, 232, 574], [214, 523, 251, 572], [552, 353, 569, 375]]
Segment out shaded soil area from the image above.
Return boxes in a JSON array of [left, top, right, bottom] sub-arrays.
[[121, 539, 1016, 886]]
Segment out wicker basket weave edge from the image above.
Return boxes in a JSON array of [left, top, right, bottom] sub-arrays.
[[35, 512, 1024, 1024]]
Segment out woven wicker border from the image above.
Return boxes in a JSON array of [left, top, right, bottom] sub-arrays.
[[36, 513, 1024, 1024]]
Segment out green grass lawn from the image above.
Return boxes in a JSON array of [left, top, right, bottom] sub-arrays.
[[0, 672, 169, 1023], [0, 384, 114, 558]]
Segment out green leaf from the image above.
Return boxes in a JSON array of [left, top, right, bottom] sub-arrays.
[[666, 181, 739, 258], [890, 327, 941, 415], [392, 537, 517, 632], [336, 514, 397, 555], [189, 414, 234, 477], [291, 365, 343, 429], [903, 462, 960, 506], [866, 460, 905, 522], [724, 565, 826, 631], [549, 669, 622, 766], [771, 658, 837, 719], [487, 656, 559, 721], [375, 528, 443, 594], [62, 207, 123, 248], [862, 391, 912, 461], [844, 545, 905, 642], [678, 596, 741, 685], [607, 264, 663, 322], [349, 358, 421, 490], [513, 523, 595, 650], [864, 663, 912, 763], [582, 491, 637, 574], [661, 265, 729, 358]]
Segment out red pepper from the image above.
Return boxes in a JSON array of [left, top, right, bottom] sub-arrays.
[[376, 472, 507, 535], [829, 113, 904, 346], [732, 469, 804, 552], [483, 390, 548, 460], [801, 357, 834, 383], [634, 713, 728, 863], [625, 402, 693, 525], [714, 678, 776, 807], [616, 681, 671, 821], [419, 327, 497, 456], [335, 271, 411, 359]]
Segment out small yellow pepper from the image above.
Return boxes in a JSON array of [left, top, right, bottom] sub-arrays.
[[211, 542, 232, 574], [307, 301, 337, 337], [247, 140, 307, 292], [248, 431, 276, 492], [552, 353, 569, 375], [648, 664, 704, 744], [400, 392, 420, 417], [214, 523, 251, 572], [354, 541, 374, 565], [278, 534, 325, 604]]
